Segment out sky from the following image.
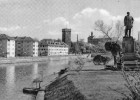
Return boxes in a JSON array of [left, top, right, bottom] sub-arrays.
[[0, 0, 140, 42]]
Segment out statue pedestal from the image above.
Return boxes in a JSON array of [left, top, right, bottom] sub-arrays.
[[122, 36, 137, 61], [122, 36, 135, 53]]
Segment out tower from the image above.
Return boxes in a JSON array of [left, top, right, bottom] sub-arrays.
[[62, 28, 71, 48], [77, 34, 78, 43]]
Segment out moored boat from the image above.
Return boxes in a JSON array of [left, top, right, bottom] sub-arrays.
[[23, 87, 39, 95]]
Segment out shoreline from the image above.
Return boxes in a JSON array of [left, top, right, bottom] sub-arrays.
[[0, 54, 88, 65], [42, 56, 127, 100], [44, 70, 128, 100]]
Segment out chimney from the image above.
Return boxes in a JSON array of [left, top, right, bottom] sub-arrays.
[[91, 32, 93, 36], [77, 34, 78, 43]]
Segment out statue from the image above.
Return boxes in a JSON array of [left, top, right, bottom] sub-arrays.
[[124, 12, 134, 37]]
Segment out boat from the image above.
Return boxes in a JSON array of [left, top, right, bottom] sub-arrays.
[[23, 87, 40, 95], [23, 76, 43, 95]]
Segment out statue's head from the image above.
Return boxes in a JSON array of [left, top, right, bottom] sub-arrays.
[[127, 12, 130, 15]]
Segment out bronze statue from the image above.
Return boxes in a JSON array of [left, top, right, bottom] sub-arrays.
[[124, 12, 134, 37]]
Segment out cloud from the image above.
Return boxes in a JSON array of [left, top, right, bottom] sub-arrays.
[[0, 26, 21, 32], [35, 17, 70, 39], [73, 8, 123, 23], [0, 0, 30, 4], [99, 9, 110, 16], [43, 17, 69, 27], [7, 7, 139, 41], [51, 17, 69, 26], [135, 17, 140, 22], [43, 19, 50, 23], [71, 7, 140, 41], [73, 8, 97, 19]]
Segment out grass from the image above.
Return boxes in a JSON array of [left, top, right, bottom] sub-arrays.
[[67, 71, 130, 100]]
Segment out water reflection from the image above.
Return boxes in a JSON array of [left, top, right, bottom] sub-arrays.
[[6, 65, 15, 99], [0, 56, 70, 100], [32, 63, 38, 80]]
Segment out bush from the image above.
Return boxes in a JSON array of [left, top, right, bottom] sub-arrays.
[[93, 55, 110, 65]]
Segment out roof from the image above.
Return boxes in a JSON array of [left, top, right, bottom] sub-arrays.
[[62, 28, 71, 32], [14, 36, 36, 42], [39, 40, 68, 47], [40, 39, 55, 42], [0, 34, 14, 40]]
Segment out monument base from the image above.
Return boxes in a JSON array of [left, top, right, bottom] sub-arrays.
[[122, 36, 135, 53], [123, 53, 139, 61], [122, 36, 139, 61]]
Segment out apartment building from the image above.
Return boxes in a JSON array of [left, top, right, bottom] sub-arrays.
[[15, 37, 38, 57], [39, 39, 68, 56], [0, 34, 15, 57]]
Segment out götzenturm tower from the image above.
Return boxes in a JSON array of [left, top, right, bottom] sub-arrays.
[[62, 28, 71, 48]]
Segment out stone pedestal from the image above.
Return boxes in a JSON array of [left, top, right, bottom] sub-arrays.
[[122, 36, 137, 61], [122, 36, 135, 53]]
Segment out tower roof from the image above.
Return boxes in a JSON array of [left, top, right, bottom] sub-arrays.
[[62, 28, 71, 32]]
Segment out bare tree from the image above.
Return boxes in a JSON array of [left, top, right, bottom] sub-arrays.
[[94, 20, 113, 39], [94, 20, 123, 66], [94, 20, 124, 41], [115, 20, 124, 41]]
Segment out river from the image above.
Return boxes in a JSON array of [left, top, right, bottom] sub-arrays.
[[0, 56, 70, 100]]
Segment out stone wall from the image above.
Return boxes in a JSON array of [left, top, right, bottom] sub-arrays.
[[44, 75, 86, 100]]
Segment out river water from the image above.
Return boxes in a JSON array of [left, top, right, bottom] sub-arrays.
[[0, 56, 70, 100]]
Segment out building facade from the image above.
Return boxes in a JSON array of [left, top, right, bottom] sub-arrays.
[[62, 28, 71, 48], [88, 32, 110, 45], [0, 34, 15, 57], [15, 37, 38, 57], [39, 39, 68, 56]]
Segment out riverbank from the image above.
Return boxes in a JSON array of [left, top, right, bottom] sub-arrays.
[[44, 71, 130, 100], [43, 57, 129, 100], [0, 54, 87, 64], [44, 74, 87, 100]]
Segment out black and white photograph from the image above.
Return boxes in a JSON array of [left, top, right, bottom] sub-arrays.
[[0, 0, 140, 100]]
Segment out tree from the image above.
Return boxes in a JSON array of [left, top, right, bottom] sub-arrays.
[[105, 42, 121, 65], [115, 21, 124, 41], [94, 20, 123, 66], [70, 42, 80, 54], [94, 20, 113, 39]]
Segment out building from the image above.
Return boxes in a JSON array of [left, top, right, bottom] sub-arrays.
[[88, 32, 110, 45], [15, 37, 38, 57], [0, 34, 15, 57], [62, 28, 71, 48], [87, 32, 94, 44], [39, 39, 68, 56]]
